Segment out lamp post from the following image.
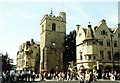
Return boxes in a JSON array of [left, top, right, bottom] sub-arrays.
[[96, 60, 99, 70], [95, 39, 102, 79], [111, 34, 114, 73]]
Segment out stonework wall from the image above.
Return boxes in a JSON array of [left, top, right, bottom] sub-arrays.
[[76, 19, 120, 72], [40, 12, 66, 72], [16, 39, 40, 72]]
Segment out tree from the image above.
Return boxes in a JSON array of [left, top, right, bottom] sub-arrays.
[[1, 52, 13, 72], [63, 30, 76, 70]]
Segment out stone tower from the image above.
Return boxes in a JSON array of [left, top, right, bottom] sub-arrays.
[[40, 12, 66, 72]]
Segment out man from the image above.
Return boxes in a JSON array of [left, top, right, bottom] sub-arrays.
[[78, 70, 84, 83], [10, 70, 15, 82]]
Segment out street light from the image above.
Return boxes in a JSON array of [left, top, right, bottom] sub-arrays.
[[96, 60, 99, 70], [111, 34, 114, 73]]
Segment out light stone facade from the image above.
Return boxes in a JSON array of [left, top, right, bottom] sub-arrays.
[[16, 39, 40, 73], [40, 12, 66, 72], [76, 19, 120, 73]]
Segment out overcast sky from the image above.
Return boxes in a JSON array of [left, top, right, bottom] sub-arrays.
[[0, 0, 119, 64]]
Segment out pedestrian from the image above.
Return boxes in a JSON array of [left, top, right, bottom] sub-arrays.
[[66, 71, 70, 81], [31, 71, 35, 81], [10, 70, 15, 82], [84, 70, 90, 83], [89, 71, 93, 81], [78, 71, 84, 83], [27, 70, 31, 81]]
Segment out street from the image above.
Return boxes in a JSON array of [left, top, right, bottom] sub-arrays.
[[11, 80, 120, 83]]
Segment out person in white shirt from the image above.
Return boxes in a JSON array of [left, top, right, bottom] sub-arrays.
[[10, 70, 15, 82]]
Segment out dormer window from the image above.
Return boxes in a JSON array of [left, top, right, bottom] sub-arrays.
[[103, 30, 106, 35], [101, 30, 107, 35], [52, 23, 56, 31]]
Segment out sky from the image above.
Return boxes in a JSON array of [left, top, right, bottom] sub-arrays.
[[0, 0, 119, 64]]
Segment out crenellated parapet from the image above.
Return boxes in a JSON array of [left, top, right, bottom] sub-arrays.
[[41, 12, 66, 24]]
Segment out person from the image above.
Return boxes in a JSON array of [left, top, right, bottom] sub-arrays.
[[41, 72, 44, 81], [2, 71, 6, 82], [31, 71, 35, 81], [27, 70, 31, 81], [10, 70, 15, 82], [78, 71, 84, 83], [84, 70, 90, 83], [110, 72, 115, 81], [89, 71, 93, 81], [66, 71, 70, 81]]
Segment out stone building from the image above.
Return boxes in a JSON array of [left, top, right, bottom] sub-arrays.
[[76, 19, 120, 73], [40, 12, 66, 72], [16, 39, 40, 73]]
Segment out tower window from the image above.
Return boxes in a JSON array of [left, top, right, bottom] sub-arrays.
[[52, 23, 56, 31]]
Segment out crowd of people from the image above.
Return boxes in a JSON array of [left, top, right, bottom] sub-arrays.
[[1, 68, 120, 83], [1, 69, 38, 83], [41, 69, 120, 83]]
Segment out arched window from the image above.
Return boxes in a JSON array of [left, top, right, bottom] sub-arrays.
[[101, 30, 107, 35], [52, 23, 56, 31]]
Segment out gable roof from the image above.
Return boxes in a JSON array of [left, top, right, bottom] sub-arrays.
[[83, 25, 96, 41], [109, 27, 118, 33], [94, 19, 118, 34]]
